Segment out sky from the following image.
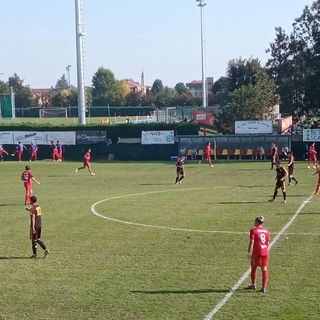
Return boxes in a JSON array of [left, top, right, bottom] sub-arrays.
[[0, 0, 312, 89]]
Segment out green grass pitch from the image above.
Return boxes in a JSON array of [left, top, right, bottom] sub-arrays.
[[0, 160, 320, 319]]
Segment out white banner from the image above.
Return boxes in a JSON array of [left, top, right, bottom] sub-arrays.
[[13, 131, 45, 144], [8, 131, 76, 145], [303, 129, 320, 142], [235, 121, 273, 134], [0, 132, 14, 144], [44, 132, 76, 145], [141, 130, 174, 145]]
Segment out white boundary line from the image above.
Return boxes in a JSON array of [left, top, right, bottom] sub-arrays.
[[91, 191, 320, 236], [203, 195, 313, 320]]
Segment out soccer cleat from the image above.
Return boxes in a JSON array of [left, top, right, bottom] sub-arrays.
[[283, 200, 287, 203], [288, 183, 291, 186], [210, 165, 214, 168], [179, 180, 181, 184], [245, 284, 256, 290], [313, 166, 317, 169], [11, 154, 14, 157], [295, 180, 298, 185], [268, 198, 275, 202], [75, 168, 78, 173], [30, 254, 37, 259], [90, 173, 95, 176], [259, 288, 266, 293], [308, 166, 310, 169], [44, 249, 49, 259]]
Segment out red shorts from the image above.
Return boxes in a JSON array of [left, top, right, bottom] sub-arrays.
[[84, 161, 89, 167], [251, 255, 268, 267], [205, 153, 210, 161]]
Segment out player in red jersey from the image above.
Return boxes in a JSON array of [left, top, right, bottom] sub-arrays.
[[21, 165, 40, 205], [246, 216, 270, 293], [75, 149, 95, 176], [0, 144, 9, 161], [29, 141, 38, 161], [56, 141, 63, 162], [175, 154, 185, 184], [308, 142, 317, 169], [12, 142, 27, 162], [199, 142, 214, 167], [50, 141, 59, 161], [312, 161, 320, 195], [287, 151, 298, 186]]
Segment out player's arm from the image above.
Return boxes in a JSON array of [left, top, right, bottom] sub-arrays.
[[32, 177, 40, 185], [31, 210, 36, 234], [247, 238, 254, 259]]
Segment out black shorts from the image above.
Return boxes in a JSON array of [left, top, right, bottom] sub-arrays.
[[177, 167, 184, 176], [288, 165, 294, 175], [32, 228, 42, 241], [276, 179, 285, 189]]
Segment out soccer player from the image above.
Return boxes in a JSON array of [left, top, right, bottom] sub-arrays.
[[29, 141, 38, 161], [270, 143, 278, 170], [76, 149, 95, 176], [287, 151, 298, 186], [25, 195, 49, 259], [50, 141, 59, 161], [11, 141, 27, 162], [308, 142, 317, 169], [199, 142, 214, 167], [246, 216, 270, 293], [191, 146, 198, 160], [175, 154, 185, 184], [21, 165, 40, 205], [56, 141, 63, 162], [0, 144, 9, 161], [269, 161, 288, 203], [312, 161, 320, 195]]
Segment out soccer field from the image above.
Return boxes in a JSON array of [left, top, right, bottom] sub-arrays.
[[0, 160, 319, 320]]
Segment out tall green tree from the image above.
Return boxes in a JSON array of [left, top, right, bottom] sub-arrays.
[[8, 73, 32, 108], [55, 74, 69, 91], [91, 67, 118, 106], [266, 0, 320, 115], [216, 58, 278, 133]]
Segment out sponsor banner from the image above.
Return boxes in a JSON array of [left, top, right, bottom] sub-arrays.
[[280, 116, 293, 133], [0, 132, 14, 144], [13, 131, 45, 144], [235, 121, 273, 134], [141, 130, 174, 145], [193, 110, 214, 125], [44, 132, 76, 145], [76, 131, 107, 144], [303, 129, 320, 142]]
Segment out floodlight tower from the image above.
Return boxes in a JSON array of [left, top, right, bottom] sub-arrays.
[[196, 0, 207, 108], [66, 65, 71, 89], [75, 0, 86, 124]]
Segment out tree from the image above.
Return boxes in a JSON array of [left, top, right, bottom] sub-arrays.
[[210, 76, 231, 106], [215, 58, 278, 133], [114, 80, 131, 106], [91, 67, 118, 106], [8, 73, 32, 108], [266, 1, 320, 115], [55, 74, 69, 91], [174, 82, 188, 95], [0, 81, 10, 95], [151, 79, 164, 95], [52, 89, 71, 108]]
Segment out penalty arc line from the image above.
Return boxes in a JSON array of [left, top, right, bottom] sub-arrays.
[[203, 195, 313, 320]]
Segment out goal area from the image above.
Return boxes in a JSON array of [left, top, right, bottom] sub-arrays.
[[39, 108, 68, 118]]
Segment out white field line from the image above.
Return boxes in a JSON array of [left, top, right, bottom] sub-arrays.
[[91, 191, 320, 236], [203, 196, 313, 320]]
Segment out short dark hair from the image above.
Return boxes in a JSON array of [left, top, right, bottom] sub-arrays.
[[255, 216, 264, 224], [30, 195, 37, 203], [25, 165, 30, 170]]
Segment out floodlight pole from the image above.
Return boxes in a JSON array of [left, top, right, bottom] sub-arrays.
[[66, 65, 71, 90], [197, 0, 207, 108], [75, 0, 86, 124]]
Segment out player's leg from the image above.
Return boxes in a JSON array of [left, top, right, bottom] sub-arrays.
[[31, 233, 37, 258], [249, 259, 257, 288], [269, 185, 278, 202], [281, 184, 287, 203]]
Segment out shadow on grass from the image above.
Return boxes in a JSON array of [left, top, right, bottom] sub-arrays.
[[139, 183, 174, 186], [131, 288, 230, 294], [215, 201, 263, 204], [0, 204, 21, 207], [0, 256, 31, 260]]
